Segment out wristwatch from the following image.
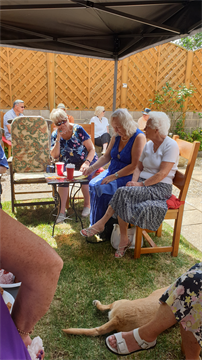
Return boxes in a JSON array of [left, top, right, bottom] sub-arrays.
[[142, 180, 146, 187], [115, 172, 119, 178]]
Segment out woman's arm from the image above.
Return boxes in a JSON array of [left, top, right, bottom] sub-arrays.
[[101, 133, 146, 184], [106, 126, 109, 133], [82, 136, 115, 176], [50, 131, 61, 159], [80, 138, 95, 172]]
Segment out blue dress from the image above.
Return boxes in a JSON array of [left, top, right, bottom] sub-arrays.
[[89, 129, 144, 225]]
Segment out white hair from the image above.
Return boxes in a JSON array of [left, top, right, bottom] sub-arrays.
[[148, 111, 170, 136], [50, 108, 69, 125], [110, 108, 138, 137], [94, 106, 105, 117], [13, 100, 24, 107]]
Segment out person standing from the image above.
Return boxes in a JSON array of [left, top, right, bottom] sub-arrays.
[[90, 106, 111, 155], [57, 103, 74, 123], [138, 108, 151, 131], [3, 100, 25, 140]]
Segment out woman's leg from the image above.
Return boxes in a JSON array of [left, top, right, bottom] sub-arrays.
[[108, 303, 177, 353], [81, 184, 90, 208], [118, 216, 129, 248], [58, 186, 69, 214], [180, 324, 201, 360], [0, 210, 63, 347]]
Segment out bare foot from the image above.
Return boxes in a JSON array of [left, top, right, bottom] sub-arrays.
[[108, 331, 141, 353]]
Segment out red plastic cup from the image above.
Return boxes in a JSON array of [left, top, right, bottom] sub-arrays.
[[66, 164, 75, 180], [55, 162, 64, 176]]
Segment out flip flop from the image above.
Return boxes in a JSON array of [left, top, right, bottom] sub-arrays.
[[115, 240, 132, 259], [105, 328, 156, 356], [80, 226, 101, 237]]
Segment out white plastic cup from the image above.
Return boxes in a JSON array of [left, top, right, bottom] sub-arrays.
[[66, 163, 75, 180]]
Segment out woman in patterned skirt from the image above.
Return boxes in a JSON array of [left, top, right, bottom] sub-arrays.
[[105, 263, 202, 359], [81, 111, 179, 258]]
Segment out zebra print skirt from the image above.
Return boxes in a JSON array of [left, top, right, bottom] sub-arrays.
[[109, 178, 172, 231]]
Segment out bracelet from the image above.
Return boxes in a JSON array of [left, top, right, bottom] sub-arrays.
[[55, 140, 60, 143], [142, 180, 146, 187], [85, 159, 91, 164], [17, 327, 34, 336]]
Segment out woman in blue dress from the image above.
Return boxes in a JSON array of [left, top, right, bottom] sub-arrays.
[[83, 108, 146, 232]]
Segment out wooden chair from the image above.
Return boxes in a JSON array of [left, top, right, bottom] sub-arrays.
[[65, 122, 94, 209], [134, 135, 200, 259], [8, 116, 54, 212], [1, 112, 12, 158]]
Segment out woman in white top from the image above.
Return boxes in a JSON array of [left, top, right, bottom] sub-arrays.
[[81, 111, 179, 258], [90, 106, 111, 154]]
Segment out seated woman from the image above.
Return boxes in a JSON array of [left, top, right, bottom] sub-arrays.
[[90, 106, 111, 155], [50, 109, 98, 221], [81, 111, 179, 258], [106, 263, 202, 359], [83, 108, 146, 234]]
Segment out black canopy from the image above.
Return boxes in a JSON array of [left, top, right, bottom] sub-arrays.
[[1, 1, 202, 60]]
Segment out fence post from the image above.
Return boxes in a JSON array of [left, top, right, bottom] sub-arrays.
[[120, 58, 129, 108], [184, 50, 194, 121], [47, 52, 55, 114]]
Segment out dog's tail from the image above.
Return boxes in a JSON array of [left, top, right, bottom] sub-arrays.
[[63, 318, 118, 337]]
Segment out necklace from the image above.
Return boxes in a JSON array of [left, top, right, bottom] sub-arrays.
[[121, 136, 129, 142]]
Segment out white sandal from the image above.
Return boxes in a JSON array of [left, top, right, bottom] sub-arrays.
[[105, 328, 156, 356]]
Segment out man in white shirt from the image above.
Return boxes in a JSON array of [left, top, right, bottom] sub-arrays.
[[3, 100, 25, 140], [138, 108, 151, 131]]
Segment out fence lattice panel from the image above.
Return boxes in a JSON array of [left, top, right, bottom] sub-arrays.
[[189, 49, 202, 111], [89, 59, 115, 110], [9, 48, 48, 108], [55, 55, 89, 109], [127, 48, 158, 110]]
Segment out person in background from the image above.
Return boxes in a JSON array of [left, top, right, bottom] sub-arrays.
[[0, 209, 63, 360], [83, 108, 146, 237], [3, 100, 25, 140], [90, 106, 111, 155], [105, 263, 202, 359], [50, 108, 98, 221], [138, 108, 151, 131], [57, 103, 74, 123], [81, 112, 179, 258]]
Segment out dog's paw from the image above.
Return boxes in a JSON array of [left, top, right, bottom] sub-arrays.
[[92, 300, 98, 306]]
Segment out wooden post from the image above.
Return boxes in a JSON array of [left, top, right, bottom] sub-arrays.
[[47, 52, 55, 113], [120, 57, 129, 108], [7, 48, 12, 107], [183, 51, 194, 124]]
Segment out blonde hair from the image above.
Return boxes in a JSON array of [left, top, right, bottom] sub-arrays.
[[110, 108, 138, 137], [149, 111, 170, 136], [50, 108, 69, 125], [94, 106, 105, 117]]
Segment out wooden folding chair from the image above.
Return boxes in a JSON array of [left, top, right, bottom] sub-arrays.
[[134, 135, 200, 259]]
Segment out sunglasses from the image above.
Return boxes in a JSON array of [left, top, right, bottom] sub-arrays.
[[56, 119, 67, 126]]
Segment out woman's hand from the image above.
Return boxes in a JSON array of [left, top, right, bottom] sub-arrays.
[[126, 181, 142, 187], [82, 166, 94, 176], [80, 162, 90, 173], [101, 174, 115, 184]]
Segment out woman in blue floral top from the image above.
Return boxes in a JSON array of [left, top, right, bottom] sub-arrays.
[[50, 109, 98, 222]]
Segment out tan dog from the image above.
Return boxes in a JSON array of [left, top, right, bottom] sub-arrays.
[[63, 287, 168, 336]]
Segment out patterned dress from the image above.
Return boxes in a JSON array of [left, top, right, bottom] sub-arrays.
[[51, 124, 98, 172], [89, 129, 144, 225], [160, 263, 202, 346]]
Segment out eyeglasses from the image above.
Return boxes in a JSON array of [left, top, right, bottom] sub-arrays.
[[20, 106, 25, 108], [56, 119, 67, 126], [103, 110, 105, 112]]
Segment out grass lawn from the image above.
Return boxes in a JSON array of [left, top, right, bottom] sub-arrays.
[[2, 200, 202, 360]]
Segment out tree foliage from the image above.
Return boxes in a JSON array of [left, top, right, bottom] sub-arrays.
[[172, 32, 202, 51]]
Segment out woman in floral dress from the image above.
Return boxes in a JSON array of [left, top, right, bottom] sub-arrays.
[[50, 108, 98, 222]]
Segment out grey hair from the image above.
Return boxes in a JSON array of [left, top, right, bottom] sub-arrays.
[[50, 108, 69, 125], [148, 111, 170, 136], [13, 99, 24, 108], [94, 106, 105, 117], [110, 108, 138, 137]]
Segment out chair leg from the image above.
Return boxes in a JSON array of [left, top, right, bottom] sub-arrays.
[[8, 145, 11, 158], [134, 226, 143, 259], [66, 190, 70, 210], [171, 208, 184, 257], [156, 223, 162, 237]]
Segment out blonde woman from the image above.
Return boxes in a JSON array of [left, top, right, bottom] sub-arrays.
[[90, 106, 111, 155]]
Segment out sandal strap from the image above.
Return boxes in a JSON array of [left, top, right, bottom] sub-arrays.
[[133, 328, 156, 349], [114, 332, 130, 354]]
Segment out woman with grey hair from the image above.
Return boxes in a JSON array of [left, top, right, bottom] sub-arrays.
[[90, 106, 111, 155], [81, 111, 179, 258], [83, 108, 146, 236]]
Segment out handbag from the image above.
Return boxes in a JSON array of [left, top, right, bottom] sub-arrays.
[[110, 224, 143, 250]]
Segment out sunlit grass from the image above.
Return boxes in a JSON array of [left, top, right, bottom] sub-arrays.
[[2, 200, 202, 360]]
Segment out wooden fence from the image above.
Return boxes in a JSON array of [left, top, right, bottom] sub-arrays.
[[0, 43, 201, 111]]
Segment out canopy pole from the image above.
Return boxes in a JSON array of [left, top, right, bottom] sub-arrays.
[[113, 56, 118, 112]]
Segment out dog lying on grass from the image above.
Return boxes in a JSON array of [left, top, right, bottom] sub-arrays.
[[63, 287, 168, 336]]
